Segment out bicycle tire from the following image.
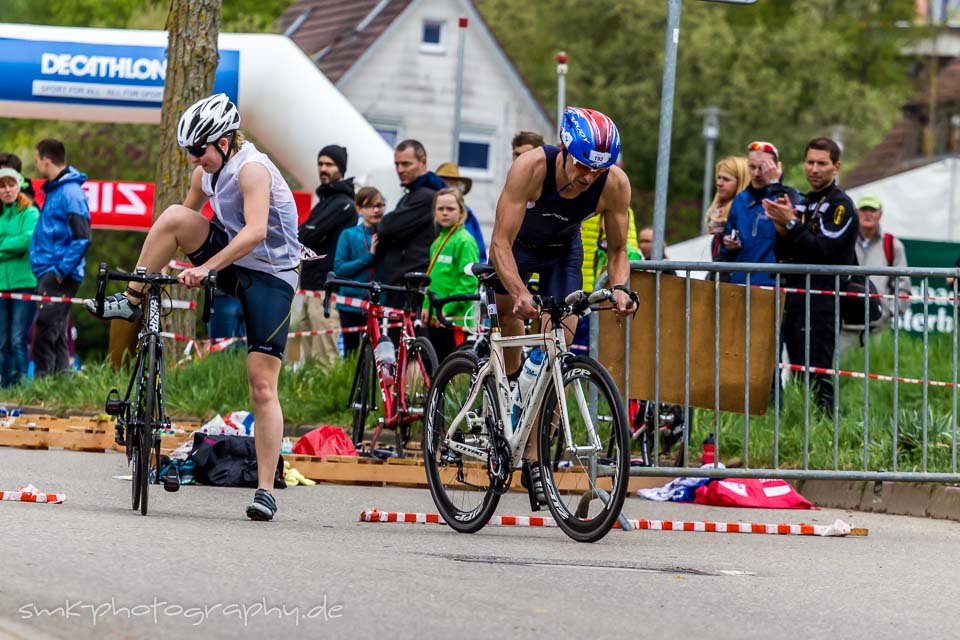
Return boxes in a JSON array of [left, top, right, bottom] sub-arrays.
[[351, 340, 375, 449], [138, 334, 159, 516], [537, 355, 629, 543], [397, 336, 438, 458], [127, 346, 147, 512], [424, 352, 500, 533]]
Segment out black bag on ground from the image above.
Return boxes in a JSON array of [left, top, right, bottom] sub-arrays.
[[188, 433, 285, 489], [840, 276, 883, 327]]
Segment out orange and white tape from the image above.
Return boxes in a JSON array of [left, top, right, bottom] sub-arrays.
[[357, 509, 863, 537]]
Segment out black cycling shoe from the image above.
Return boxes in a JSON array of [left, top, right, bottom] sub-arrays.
[[246, 489, 277, 521], [521, 461, 548, 510]]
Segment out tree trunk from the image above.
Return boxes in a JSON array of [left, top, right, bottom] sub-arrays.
[[155, 0, 222, 358]]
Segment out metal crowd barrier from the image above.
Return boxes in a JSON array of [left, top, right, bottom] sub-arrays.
[[591, 260, 960, 483]]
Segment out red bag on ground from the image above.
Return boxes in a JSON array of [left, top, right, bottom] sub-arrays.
[[293, 426, 358, 457], [693, 478, 813, 510]]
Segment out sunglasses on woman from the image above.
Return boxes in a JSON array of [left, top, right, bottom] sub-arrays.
[[186, 144, 208, 158]]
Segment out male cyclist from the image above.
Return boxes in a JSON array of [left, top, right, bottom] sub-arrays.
[[85, 94, 300, 522], [490, 106, 634, 501]]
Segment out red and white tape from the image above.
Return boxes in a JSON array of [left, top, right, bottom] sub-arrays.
[[0, 290, 195, 310], [0, 490, 64, 504], [784, 362, 959, 389], [756, 283, 958, 305], [357, 509, 861, 537]]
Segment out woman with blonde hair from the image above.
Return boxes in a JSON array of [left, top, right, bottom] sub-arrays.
[[0, 168, 39, 386], [705, 156, 749, 259]]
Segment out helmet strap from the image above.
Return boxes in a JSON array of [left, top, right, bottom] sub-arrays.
[[210, 132, 237, 191]]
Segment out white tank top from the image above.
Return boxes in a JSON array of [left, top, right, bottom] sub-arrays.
[[201, 141, 301, 290]]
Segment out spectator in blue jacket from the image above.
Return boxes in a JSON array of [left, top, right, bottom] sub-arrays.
[[334, 186, 384, 357], [31, 139, 91, 377], [717, 141, 801, 286]]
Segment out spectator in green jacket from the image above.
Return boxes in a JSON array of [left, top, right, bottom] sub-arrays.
[[421, 187, 479, 361], [0, 168, 39, 386]]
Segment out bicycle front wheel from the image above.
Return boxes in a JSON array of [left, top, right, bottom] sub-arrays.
[[137, 334, 159, 516], [537, 355, 629, 543], [351, 340, 375, 449], [424, 352, 500, 533], [397, 336, 438, 458]]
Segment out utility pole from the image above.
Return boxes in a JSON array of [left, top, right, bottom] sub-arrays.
[[451, 17, 468, 164], [700, 106, 720, 231]]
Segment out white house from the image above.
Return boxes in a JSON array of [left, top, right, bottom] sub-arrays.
[[281, 0, 554, 238]]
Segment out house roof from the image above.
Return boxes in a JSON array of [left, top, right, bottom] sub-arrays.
[[279, 0, 414, 84], [845, 57, 960, 188], [278, 0, 552, 125]]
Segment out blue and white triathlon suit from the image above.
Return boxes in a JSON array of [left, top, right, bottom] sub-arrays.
[[187, 141, 301, 359]]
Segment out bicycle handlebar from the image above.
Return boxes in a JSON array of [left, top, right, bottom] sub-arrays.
[[322, 271, 431, 318], [427, 291, 481, 328], [95, 262, 218, 324]]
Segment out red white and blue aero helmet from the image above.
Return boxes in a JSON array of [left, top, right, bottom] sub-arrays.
[[559, 107, 621, 171]]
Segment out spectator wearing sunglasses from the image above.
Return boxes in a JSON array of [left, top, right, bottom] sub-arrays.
[[717, 140, 801, 286]]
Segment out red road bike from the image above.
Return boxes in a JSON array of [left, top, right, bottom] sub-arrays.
[[324, 272, 438, 458]]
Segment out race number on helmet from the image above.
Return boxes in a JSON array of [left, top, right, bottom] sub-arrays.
[[560, 107, 621, 170], [177, 93, 242, 148]]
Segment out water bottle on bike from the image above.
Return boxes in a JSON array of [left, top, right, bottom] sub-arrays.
[[374, 335, 397, 387], [510, 347, 544, 427]]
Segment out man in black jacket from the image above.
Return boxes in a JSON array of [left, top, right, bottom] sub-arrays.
[[764, 137, 858, 414], [295, 145, 356, 361], [377, 139, 445, 308]]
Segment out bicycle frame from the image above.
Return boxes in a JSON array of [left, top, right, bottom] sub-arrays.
[[441, 297, 603, 470], [359, 303, 424, 427]]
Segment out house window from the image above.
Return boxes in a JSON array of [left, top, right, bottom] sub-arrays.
[[458, 132, 493, 178], [374, 125, 399, 148], [421, 20, 444, 52]]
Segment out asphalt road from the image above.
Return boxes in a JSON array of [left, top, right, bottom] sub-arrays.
[[1, 447, 958, 640]]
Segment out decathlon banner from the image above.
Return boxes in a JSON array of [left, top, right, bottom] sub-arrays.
[[0, 38, 239, 108]]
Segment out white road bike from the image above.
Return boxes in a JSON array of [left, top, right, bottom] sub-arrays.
[[423, 264, 633, 543]]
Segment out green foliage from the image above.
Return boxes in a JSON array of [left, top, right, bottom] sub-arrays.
[[687, 330, 960, 473], [1, 350, 356, 429], [477, 0, 919, 233]]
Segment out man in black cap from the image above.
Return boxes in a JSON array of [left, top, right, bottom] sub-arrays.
[[295, 144, 357, 361]]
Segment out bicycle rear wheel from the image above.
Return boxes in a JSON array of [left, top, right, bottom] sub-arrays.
[[397, 336, 438, 458], [537, 356, 629, 543], [424, 352, 500, 533]]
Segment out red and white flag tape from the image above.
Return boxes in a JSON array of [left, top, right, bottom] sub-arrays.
[[784, 362, 959, 389], [0, 484, 64, 504], [0, 290, 196, 310], [357, 509, 864, 537]]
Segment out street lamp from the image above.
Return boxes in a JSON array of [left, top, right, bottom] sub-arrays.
[[700, 105, 720, 230], [556, 51, 568, 141], [650, 0, 757, 260]]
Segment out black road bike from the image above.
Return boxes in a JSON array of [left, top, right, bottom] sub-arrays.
[[95, 263, 215, 516]]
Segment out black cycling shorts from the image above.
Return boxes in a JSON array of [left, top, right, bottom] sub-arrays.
[[187, 222, 295, 359], [493, 236, 584, 302]]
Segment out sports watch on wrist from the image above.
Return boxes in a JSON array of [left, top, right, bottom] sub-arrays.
[[785, 218, 799, 231]]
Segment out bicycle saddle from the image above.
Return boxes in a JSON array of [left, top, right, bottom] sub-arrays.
[[403, 272, 431, 288]]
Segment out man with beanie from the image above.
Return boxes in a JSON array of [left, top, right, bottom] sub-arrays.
[[296, 144, 356, 361]]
